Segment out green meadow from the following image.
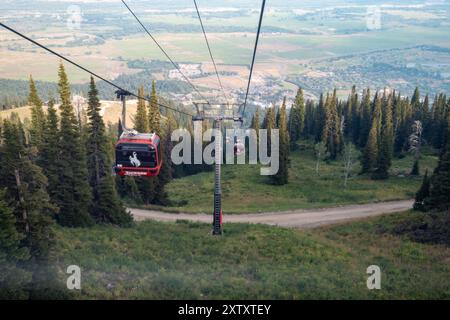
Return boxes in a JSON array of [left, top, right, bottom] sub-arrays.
[[148, 145, 438, 214], [53, 211, 449, 299]]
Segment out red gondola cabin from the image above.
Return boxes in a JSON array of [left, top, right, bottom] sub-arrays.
[[114, 132, 162, 177]]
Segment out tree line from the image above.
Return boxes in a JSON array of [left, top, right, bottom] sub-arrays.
[[251, 85, 449, 187]]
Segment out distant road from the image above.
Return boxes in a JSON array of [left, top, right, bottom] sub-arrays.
[[129, 200, 413, 229]]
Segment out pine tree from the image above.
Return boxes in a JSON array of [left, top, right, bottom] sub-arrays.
[[55, 63, 93, 227], [86, 76, 109, 189], [2, 115, 71, 298], [411, 87, 421, 120], [275, 104, 280, 128], [425, 113, 450, 211], [314, 93, 325, 142], [321, 89, 341, 160], [343, 92, 353, 139], [262, 106, 271, 128], [250, 108, 260, 160], [134, 86, 148, 133], [118, 118, 124, 138], [39, 97, 59, 204], [288, 87, 305, 149], [28, 76, 46, 153], [422, 94, 431, 141], [86, 77, 132, 226], [394, 94, 408, 153], [251, 107, 260, 143], [345, 85, 359, 143], [153, 111, 176, 205], [0, 119, 57, 258], [148, 80, 161, 132], [361, 115, 379, 174], [431, 94, 447, 149], [373, 93, 394, 179], [413, 170, 430, 211], [271, 100, 289, 185], [359, 88, 372, 148], [0, 189, 31, 299], [262, 104, 276, 156], [304, 99, 316, 138]]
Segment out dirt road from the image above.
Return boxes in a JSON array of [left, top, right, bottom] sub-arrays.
[[129, 199, 413, 229]]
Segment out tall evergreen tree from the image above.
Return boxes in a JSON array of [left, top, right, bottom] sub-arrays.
[[413, 169, 430, 211], [359, 88, 372, 148], [261, 105, 270, 129], [321, 89, 341, 160], [28, 76, 46, 153], [431, 94, 448, 149], [153, 111, 176, 204], [86, 77, 132, 226], [304, 99, 316, 138], [55, 63, 93, 227], [251, 107, 260, 143], [118, 118, 124, 138], [350, 86, 361, 144], [0, 118, 67, 299], [404, 97, 413, 136], [39, 97, 59, 204], [411, 87, 421, 120], [343, 92, 353, 140], [148, 80, 161, 132], [250, 108, 261, 160], [422, 94, 431, 141], [0, 118, 57, 259], [314, 93, 325, 142], [373, 93, 394, 179], [275, 104, 281, 128], [271, 100, 289, 185], [134, 86, 148, 133], [262, 104, 276, 156], [425, 113, 450, 211], [394, 93, 412, 153], [361, 102, 380, 174], [0, 189, 31, 299], [288, 87, 305, 149]]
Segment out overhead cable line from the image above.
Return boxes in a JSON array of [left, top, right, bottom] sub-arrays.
[[193, 0, 228, 103], [0, 21, 194, 117], [121, 0, 210, 104], [241, 0, 266, 118]]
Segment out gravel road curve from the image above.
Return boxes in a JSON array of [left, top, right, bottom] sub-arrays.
[[129, 199, 413, 229]]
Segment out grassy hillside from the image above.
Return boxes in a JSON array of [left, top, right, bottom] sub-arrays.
[[54, 211, 449, 299], [153, 145, 438, 214]]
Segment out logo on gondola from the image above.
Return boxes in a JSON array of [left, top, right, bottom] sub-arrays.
[[129, 152, 141, 167]]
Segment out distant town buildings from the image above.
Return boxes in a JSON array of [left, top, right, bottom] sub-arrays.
[[168, 64, 202, 80]]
